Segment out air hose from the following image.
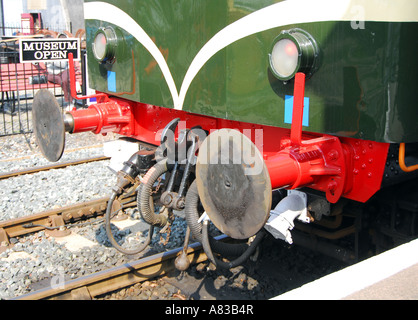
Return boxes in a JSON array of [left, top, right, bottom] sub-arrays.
[[185, 180, 265, 268], [105, 191, 154, 255], [137, 159, 169, 228], [202, 220, 265, 269]]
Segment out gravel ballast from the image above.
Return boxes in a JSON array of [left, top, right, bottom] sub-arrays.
[[0, 132, 116, 220]]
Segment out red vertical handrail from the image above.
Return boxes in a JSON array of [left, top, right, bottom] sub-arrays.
[[290, 72, 306, 146], [68, 52, 107, 102]]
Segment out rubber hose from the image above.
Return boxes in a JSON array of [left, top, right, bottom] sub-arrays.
[[184, 180, 250, 258], [137, 159, 168, 228], [105, 192, 154, 255], [202, 220, 265, 269]]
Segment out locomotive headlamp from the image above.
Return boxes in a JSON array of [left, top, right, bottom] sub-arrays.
[[269, 28, 319, 81], [92, 27, 118, 63]]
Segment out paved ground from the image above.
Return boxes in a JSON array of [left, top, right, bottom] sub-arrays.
[[274, 238, 418, 300]]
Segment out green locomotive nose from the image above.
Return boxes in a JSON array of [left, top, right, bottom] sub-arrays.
[[84, 0, 418, 144]]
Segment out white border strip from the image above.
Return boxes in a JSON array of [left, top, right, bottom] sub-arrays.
[[84, 0, 418, 110], [273, 238, 418, 300]]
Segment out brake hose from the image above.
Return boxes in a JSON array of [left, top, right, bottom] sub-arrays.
[[185, 180, 265, 268], [202, 220, 265, 269], [137, 159, 169, 227], [105, 191, 154, 255]]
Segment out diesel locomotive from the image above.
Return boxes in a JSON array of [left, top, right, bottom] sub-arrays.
[[33, 0, 418, 267]]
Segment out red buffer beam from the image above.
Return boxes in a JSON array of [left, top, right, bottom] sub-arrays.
[[65, 54, 389, 204], [263, 73, 388, 203], [263, 73, 348, 203]]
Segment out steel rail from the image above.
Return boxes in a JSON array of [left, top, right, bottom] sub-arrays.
[[0, 155, 110, 180], [0, 197, 107, 251], [14, 235, 227, 300], [0, 193, 137, 251]]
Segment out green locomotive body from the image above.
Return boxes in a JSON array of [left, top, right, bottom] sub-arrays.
[[85, 0, 418, 143]]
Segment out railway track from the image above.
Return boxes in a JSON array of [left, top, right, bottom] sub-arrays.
[[0, 155, 110, 180], [0, 189, 257, 301], [0, 140, 350, 301], [0, 193, 136, 252], [1, 193, 347, 301], [13, 236, 224, 300], [0, 193, 224, 301], [9, 229, 348, 301], [1, 153, 413, 300], [0, 153, 114, 252]]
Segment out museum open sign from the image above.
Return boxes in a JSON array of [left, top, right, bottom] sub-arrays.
[[19, 38, 80, 63]]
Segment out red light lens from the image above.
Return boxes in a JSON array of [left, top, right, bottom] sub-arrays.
[[285, 42, 298, 56], [270, 39, 299, 79], [270, 29, 319, 81], [93, 32, 107, 60]]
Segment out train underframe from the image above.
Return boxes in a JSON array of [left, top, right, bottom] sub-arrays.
[[33, 69, 418, 268]]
